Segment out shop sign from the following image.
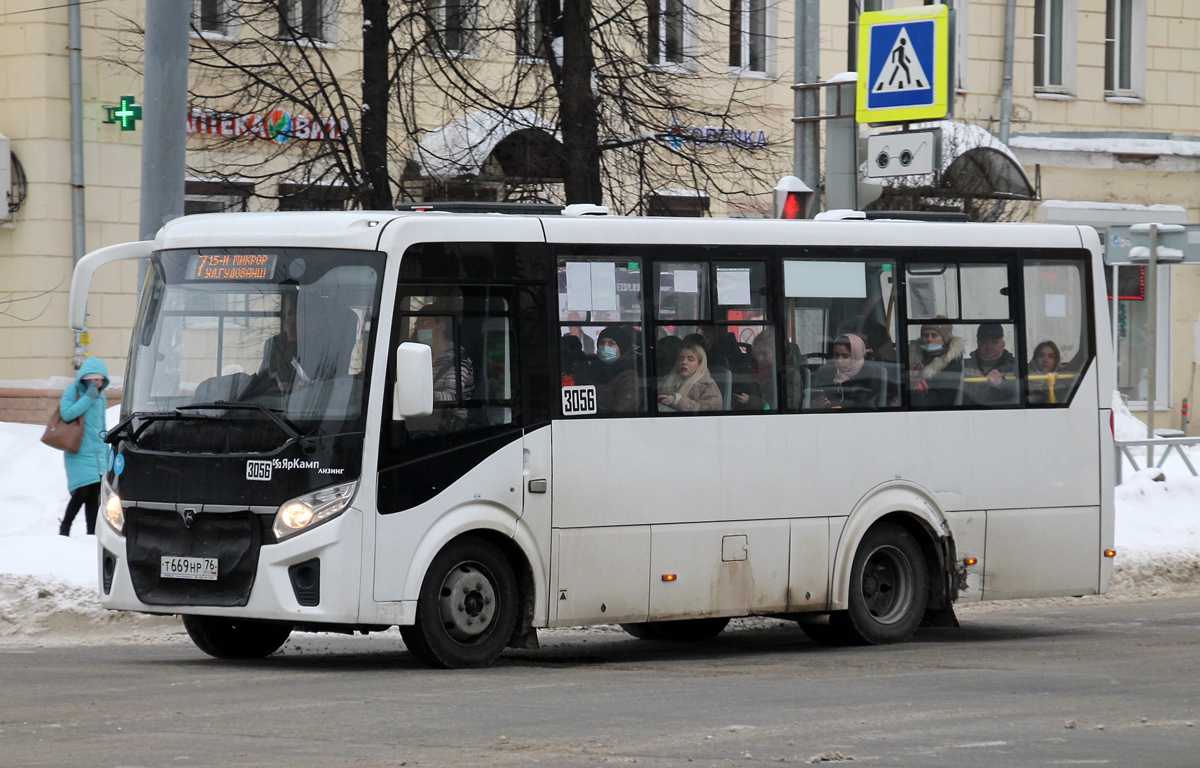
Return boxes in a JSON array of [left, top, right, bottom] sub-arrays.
[[665, 123, 768, 150], [187, 108, 351, 144]]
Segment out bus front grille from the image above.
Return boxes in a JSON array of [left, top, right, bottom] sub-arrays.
[[125, 508, 262, 607]]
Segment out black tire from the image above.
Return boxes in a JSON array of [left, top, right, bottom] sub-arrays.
[[840, 522, 929, 645], [400, 536, 518, 669], [620, 617, 730, 642], [182, 615, 293, 659]]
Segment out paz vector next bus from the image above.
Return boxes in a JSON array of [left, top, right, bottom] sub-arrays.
[[70, 208, 1115, 667]]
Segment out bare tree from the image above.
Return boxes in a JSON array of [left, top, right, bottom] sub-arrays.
[[164, 1, 792, 214]]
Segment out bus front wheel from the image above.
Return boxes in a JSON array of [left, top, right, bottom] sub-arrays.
[[182, 615, 293, 659], [401, 536, 518, 669]]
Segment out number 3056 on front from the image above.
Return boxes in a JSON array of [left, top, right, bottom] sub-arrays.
[[160, 556, 218, 581]]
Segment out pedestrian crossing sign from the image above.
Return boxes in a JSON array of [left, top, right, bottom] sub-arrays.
[[856, 4, 952, 124]]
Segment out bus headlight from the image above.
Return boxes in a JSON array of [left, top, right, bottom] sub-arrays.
[[101, 479, 124, 535], [272, 480, 358, 541]]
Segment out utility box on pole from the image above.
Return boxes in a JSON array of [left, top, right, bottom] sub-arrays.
[[0, 133, 11, 222]]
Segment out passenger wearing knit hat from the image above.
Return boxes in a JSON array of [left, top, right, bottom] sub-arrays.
[[908, 316, 964, 408], [593, 325, 640, 413]]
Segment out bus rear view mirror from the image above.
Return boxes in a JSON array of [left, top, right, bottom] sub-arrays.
[[393, 342, 434, 420]]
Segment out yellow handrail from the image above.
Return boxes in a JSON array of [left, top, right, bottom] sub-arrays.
[[960, 373, 1076, 404]]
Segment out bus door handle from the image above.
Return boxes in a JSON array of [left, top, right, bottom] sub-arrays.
[[528, 479, 548, 494]]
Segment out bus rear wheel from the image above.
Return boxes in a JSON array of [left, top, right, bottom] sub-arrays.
[[400, 536, 518, 669], [620, 617, 730, 642], [182, 615, 293, 659], [840, 522, 929, 645]]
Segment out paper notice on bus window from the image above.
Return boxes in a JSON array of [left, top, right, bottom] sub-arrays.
[[591, 262, 618, 311], [716, 268, 751, 306], [565, 262, 592, 310], [674, 269, 699, 294], [1045, 294, 1067, 318]]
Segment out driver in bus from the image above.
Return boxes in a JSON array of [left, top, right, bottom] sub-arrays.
[[411, 300, 474, 431]]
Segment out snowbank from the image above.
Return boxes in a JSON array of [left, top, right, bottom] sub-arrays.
[[2, 394, 1199, 646]]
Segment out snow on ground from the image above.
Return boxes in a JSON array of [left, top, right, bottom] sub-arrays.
[[1, 395, 1198, 646]]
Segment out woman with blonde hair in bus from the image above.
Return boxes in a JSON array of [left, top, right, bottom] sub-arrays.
[[908, 319, 965, 408], [658, 342, 722, 412]]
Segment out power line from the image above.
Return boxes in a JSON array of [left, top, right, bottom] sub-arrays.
[[1, 0, 109, 19]]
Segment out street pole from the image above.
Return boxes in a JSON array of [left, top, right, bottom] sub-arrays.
[[137, 0, 191, 291], [794, 0, 820, 215], [1145, 223, 1158, 467]]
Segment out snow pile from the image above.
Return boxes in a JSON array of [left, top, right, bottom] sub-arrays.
[[2, 393, 1200, 646]]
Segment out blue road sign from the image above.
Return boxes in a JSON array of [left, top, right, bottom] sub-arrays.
[[856, 5, 951, 124]]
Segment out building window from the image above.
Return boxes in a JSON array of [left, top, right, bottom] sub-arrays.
[[646, 190, 708, 217], [193, 0, 236, 38], [429, 0, 477, 55], [648, 0, 692, 67], [1034, 0, 1076, 96], [279, 0, 335, 43], [184, 180, 252, 214], [516, 0, 560, 60], [847, 0, 883, 72], [278, 182, 351, 211], [1105, 0, 1146, 99], [729, 0, 769, 75]]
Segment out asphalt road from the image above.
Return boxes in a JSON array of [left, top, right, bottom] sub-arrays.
[[4, 596, 1200, 767]]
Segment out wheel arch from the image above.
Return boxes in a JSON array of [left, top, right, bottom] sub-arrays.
[[400, 504, 542, 646], [830, 481, 952, 612]]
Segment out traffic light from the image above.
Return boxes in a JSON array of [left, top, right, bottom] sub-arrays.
[[773, 176, 815, 219]]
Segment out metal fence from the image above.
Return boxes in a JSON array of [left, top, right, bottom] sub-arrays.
[[1115, 436, 1200, 484]]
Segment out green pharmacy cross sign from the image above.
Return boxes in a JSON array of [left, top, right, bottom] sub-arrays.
[[103, 95, 143, 131]]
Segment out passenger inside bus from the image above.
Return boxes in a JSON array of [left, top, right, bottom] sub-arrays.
[[411, 301, 474, 431], [962, 323, 1019, 406], [733, 328, 796, 411], [658, 342, 722, 412], [593, 326, 641, 413], [908, 320, 964, 408], [810, 333, 885, 409], [1028, 340, 1072, 404]]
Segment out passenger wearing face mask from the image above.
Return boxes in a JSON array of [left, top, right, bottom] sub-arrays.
[[908, 319, 965, 408], [592, 326, 641, 413], [810, 333, 884, 409], [410, 302, 474, 431]]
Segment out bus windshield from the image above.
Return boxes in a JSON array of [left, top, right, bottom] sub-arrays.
[[125, 248, 383, 450]]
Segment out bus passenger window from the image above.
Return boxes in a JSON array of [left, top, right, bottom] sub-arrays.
[[1024, 261, 1089, 406], [558, 257, 645, 416], [782, 257, 898, 412]]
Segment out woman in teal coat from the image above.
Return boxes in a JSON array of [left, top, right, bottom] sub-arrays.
[[59, 357, 110, 536]]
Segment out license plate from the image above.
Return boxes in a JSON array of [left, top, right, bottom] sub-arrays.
[[160, 556, 218, 581]]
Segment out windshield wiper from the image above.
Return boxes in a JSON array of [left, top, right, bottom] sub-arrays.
[[177, 402, 316, 452], [103, 409, 223, 445]]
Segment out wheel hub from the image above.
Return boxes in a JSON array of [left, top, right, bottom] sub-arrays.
[[437, 563, 496, 643], [860, 546, 913, 625]]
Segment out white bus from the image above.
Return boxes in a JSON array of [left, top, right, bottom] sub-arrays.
[[71, 208, 1115, 667]]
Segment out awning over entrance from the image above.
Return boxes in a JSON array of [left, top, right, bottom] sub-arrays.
[[411, 109, 564, 181], [865, 120, 1036, 201]]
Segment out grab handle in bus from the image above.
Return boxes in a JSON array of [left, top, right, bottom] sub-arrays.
[[393, 342, 434, 420]]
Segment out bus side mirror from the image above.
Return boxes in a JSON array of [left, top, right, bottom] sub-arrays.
[[393, 342, 434, 420]]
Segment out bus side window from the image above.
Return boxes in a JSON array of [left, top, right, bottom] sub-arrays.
[[1023, 260, 1089, 406], [558, 257, 645, 416]]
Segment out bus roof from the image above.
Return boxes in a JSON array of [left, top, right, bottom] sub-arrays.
[[153, 210, 1092, 253]]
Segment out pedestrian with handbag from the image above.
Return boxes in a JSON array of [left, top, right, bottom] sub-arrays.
[[58, 357, 111, 536]]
